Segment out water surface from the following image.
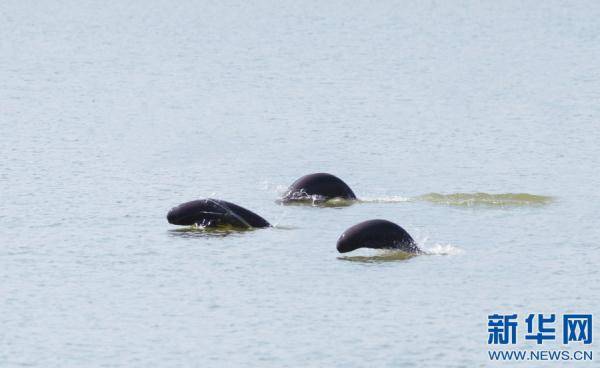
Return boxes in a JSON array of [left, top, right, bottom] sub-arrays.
[[1, 1, 599, 367]]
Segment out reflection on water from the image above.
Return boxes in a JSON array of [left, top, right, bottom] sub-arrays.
[[415, 192, 553, 207], [168, 224, 255, 239], [338, 250, 418, 263], [169, 224, 297, 239]]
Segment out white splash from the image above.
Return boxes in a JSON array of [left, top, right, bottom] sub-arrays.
[[413, 233, 463, 256], [421, 243, 463, 256]]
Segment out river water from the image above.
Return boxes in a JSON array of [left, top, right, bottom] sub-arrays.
[[1, 1, 599, 366]]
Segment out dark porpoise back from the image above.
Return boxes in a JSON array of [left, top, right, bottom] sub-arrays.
[[336, 219, 419, 253], [167, 199, 270, 228], [282, 173, 356, 202]]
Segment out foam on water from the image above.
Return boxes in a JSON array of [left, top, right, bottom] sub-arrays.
[[358, 195, 411, 203]]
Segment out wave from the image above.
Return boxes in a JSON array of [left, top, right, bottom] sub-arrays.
[[415, 192, 552, 207]]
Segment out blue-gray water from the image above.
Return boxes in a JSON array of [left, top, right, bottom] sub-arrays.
[[1, 1, 599, 367]]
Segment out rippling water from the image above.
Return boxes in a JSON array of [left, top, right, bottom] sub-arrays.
[[2, 1, 600, 367]]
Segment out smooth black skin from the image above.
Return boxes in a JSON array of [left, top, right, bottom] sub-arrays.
[[282, 173, 357, 202], [336, 219, 420, 253], [167, 199, 270, 228]]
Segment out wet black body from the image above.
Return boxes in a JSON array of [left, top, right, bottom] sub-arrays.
[[336, 219, 419, 253], [167, 199, 270, 228], [282, 173, 357, 202]]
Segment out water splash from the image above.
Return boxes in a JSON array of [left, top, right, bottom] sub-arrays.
[[415, 192, 552, 207], [421, 243, 463, 256], [414, 234, 463, 256]]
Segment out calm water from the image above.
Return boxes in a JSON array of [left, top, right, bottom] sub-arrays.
[[2, 1, 599, 366]]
